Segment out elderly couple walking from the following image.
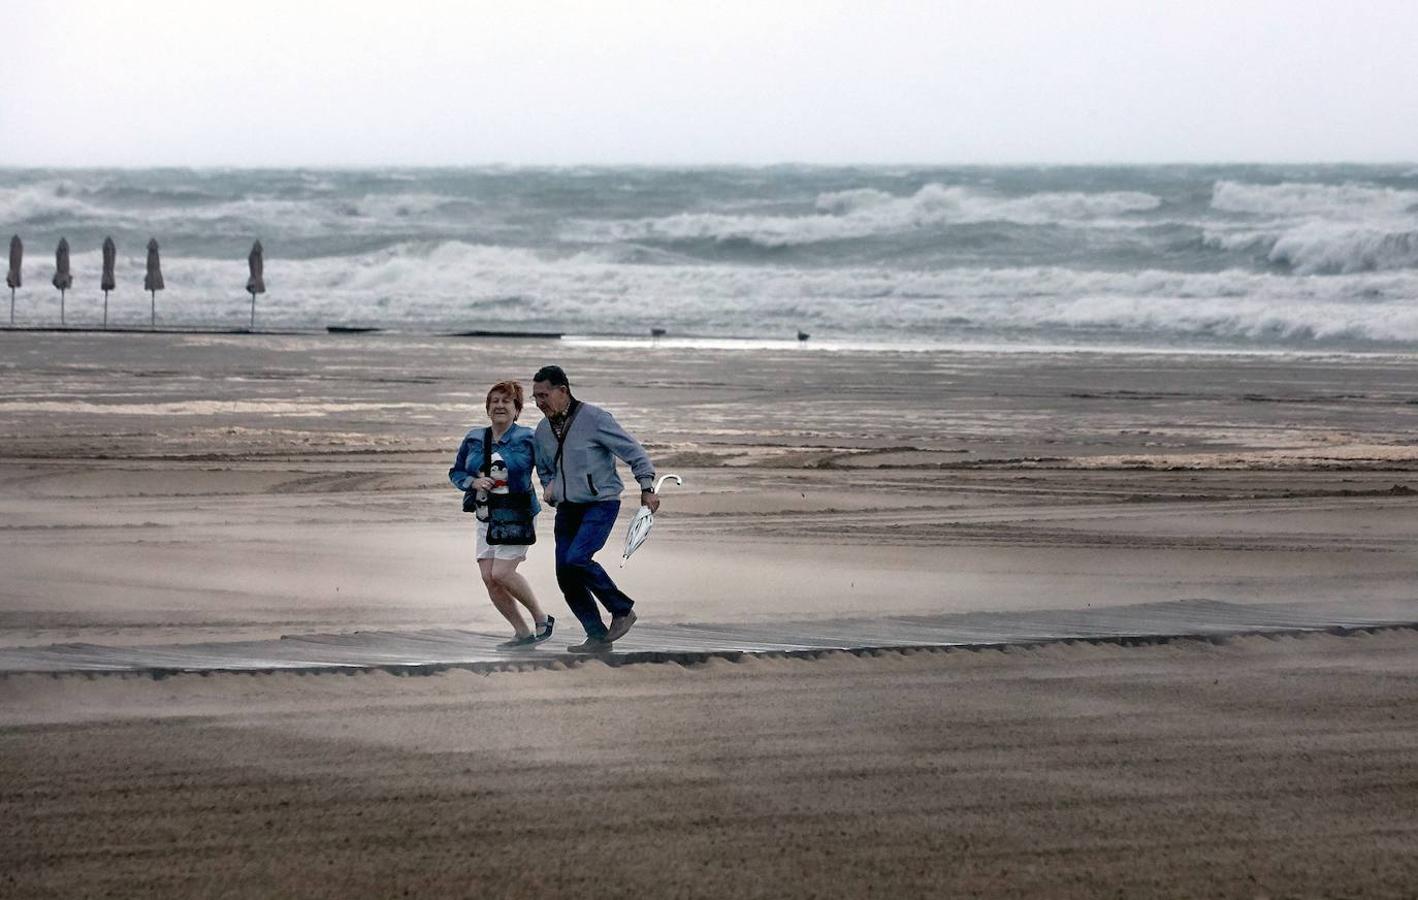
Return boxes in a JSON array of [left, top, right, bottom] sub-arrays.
[[448, 365, 661, 653]]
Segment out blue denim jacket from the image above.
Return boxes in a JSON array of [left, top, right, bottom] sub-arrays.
[[449, 423, 542, 516]]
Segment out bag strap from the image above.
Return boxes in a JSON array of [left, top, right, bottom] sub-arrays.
[[552, 400, 582, 494], [482, 427, 493, 478]]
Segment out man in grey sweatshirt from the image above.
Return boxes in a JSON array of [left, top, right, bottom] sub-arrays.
[[531, 365, 659, 652]]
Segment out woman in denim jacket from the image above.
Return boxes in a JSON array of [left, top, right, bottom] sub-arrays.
[[449, 380, 553, 649]]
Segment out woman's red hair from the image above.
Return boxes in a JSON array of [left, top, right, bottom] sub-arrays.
[[485, 380, 525, 414]]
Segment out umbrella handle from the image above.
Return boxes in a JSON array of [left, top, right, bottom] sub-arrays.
[[653, 474, 683, 493]]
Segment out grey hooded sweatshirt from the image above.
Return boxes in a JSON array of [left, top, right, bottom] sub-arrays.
[[533, 400, 656, 505]]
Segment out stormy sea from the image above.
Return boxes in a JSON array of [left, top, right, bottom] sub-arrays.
[[3, 164, 1417, 350]]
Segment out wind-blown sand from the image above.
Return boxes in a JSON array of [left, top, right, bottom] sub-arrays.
[[3, 332, 1418, 896], [4, 632, 1417, 898]]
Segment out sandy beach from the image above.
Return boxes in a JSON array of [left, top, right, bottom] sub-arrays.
[[3, 331, 1418, 896]]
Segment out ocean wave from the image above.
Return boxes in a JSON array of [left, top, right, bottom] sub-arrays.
[[17, 240, 1418, 346], [339, 193, 454, 220], [1268, 223, 1418, 274], [109, 241, 1418, 306], [1212, 180, 1418, 217], [1204, 222, 1418, 274], [1, 178, 463, 232], [9, 167, 1418, 348], [0, 181, 108, 225], [1205, 180, 1418, 273], [1027, 294, 1418, 344], [565, 183, 1162, 247]]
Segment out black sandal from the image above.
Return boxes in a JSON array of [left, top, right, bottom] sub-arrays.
[[533, 615, 555, 642]]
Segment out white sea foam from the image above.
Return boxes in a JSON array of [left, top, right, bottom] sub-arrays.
[[18, 240, 1418, 346], [0, 181, 107, 225], [1212, 180, 1418, 217], [0, 181, 458, 239], [1207, 180, 1418, 273], [565, 183, 1162, 247], [8, 167, 1418, 349]]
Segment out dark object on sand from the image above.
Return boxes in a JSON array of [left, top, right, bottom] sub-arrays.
[[52, 238, 73, 326], [326, 325, 383, 334], [443, 329, 563, 339], [797, 330, 810, 341], [650, 327, 667, 337], [246, 240, 265, 331], [101, 237, 116, 328], [144, 239, 164, 328]]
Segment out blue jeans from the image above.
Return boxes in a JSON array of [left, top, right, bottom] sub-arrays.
[[553, 501, 633, 638]]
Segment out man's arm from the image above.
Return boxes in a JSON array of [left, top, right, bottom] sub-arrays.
[[533, 426, 558, 505], [596, 411, 655, 488], [533, 431, 553, 488], [596, 410, 660, 510]]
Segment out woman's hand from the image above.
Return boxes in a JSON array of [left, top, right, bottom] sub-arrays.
[[471, 477, 495, 492]]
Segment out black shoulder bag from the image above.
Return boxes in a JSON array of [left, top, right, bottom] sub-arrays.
[[480, 427, 537, 546]]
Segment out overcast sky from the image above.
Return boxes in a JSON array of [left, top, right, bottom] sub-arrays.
[[3, 0, 1415, 167]]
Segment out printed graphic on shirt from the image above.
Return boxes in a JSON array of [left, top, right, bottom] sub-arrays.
[[489, 453, 509, 494], [474, 450, 507, 522]]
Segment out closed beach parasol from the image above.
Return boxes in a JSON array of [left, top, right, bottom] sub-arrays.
[[101, 237, 116, 328], [621, 474, 683, 566], [246, 240, 265, 330], [144, 238, 164, 328], [53, 238, 73, 326], [6, 235, 20, 325]]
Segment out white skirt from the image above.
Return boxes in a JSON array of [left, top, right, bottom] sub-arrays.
[[475, 518, 529, 561]]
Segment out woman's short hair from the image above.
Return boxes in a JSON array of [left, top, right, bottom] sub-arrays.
[[485, 380, 525, 414]]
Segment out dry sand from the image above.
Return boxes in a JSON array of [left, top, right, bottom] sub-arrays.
[[3, 632, 1417, 898], [3, 332, 1418, 896]]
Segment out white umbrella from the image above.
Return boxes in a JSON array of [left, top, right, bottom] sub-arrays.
[[621, 474, 682, 566]]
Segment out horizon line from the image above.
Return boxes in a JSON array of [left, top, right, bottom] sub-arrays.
[[2, 159, 1417, 172]]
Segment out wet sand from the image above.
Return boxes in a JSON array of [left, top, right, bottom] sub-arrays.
[[3, 332, 1418, 895]]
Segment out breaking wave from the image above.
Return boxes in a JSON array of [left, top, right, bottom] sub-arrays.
[[1212, 180, 1418, 218], [564, 183, 1162, 247], [1207, 180, 1418, 273], [7, 165, 1418, 348], [18, 239, 1418, 347]]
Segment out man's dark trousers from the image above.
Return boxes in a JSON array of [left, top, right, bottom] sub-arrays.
[[554, 500, 633, 638]]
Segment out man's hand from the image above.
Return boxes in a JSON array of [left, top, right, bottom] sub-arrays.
[[543, 486, 557, 506], [641, 490, 661, 513]]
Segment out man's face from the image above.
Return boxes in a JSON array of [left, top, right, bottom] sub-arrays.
[[532, 380, 570, 417]]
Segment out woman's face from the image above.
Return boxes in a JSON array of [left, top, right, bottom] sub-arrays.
[[486, 390, 517, 426]]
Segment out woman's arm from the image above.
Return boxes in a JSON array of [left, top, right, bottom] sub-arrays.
[[448, 435, 478, 490]]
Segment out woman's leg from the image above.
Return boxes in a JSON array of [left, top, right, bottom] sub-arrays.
[[480, 558, 531, 637], [491, 558, 547, 626]]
